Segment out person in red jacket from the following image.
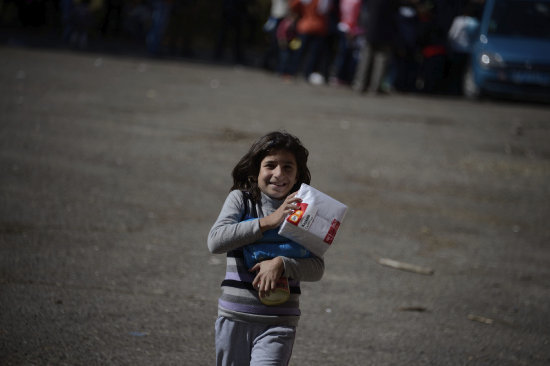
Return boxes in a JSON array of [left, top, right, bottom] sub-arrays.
[[288, 0, 333, 82]]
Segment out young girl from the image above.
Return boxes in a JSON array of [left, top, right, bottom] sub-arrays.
[[208, 131, 325, 366]]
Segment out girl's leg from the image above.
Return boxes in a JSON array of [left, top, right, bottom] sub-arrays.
[[250, 325, 296, 366], [215, 317, 252, 366]]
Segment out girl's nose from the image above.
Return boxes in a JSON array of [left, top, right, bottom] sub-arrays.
[[273, 165, 283, 177]]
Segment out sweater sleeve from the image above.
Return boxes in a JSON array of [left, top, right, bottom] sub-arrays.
[[207, 190, 264, 254], [281, 255, 325, 282]]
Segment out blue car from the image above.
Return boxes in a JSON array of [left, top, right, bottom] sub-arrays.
[[464, 0, 550, 101]]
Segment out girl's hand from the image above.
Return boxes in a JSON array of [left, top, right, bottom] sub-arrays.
[[250, 257, 284, 298], [259, 192, 301, 232]]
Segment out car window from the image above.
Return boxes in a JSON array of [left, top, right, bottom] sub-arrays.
[[488, 0, 550, 39]]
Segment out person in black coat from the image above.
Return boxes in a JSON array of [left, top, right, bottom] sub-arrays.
[[352, 0, 399, 93]]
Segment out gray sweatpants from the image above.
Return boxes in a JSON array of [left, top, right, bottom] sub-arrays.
[[215, 316, 296, 366]]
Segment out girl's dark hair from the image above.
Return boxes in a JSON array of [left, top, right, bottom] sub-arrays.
[[231, 131, 311, 203]]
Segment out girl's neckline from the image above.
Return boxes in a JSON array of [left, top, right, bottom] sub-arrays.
[[260, 191, 285, 204]]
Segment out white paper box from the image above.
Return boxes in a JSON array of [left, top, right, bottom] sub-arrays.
[[278, 184, 347, 257]]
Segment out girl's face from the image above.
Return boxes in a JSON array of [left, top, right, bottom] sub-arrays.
[[257, 150, 298, 199]]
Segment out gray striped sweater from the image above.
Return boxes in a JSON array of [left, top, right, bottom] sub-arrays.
[[208, 190, 325, 326]]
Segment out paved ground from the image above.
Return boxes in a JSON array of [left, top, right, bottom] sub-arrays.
[[1, 46, 549, 366]]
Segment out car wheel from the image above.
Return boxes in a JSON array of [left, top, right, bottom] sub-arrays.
[[463, 65, 481, 100]]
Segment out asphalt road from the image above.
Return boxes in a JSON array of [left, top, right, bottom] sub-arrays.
[[1, 46, 549, 366]]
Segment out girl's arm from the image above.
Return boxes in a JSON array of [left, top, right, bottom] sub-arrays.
[[281, 255, 325, 282], [207, 190, 263, 254], [250, 254, 324, 298]]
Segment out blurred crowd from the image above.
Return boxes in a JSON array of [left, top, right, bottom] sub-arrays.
[[2, 0, 486, 95], [262, 0, 485, 95]]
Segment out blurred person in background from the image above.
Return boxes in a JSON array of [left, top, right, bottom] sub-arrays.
[[275, 8, 300, 77], [321, 0, 342, 84], [60, 0, 103, 49], [331, 0, 362, 85], [262, 0, 290, 72], [101, 0, 123, 37], [214, 0, 248, 64], [288, 0, 333, 84], [165, 0, 198, 57], [352, 0, 399, 94], [391, 0, 421, 93], [415, 0, 463, 94], [446, 0, 482, 94], [146, 0, 173, 56], [123, 0, 152, 42]]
